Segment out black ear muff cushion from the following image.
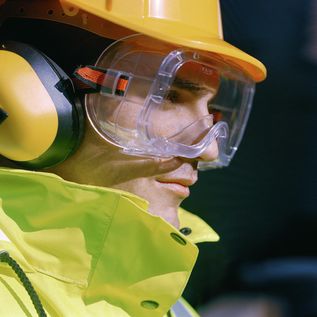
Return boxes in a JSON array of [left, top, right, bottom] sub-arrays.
[[2, 41, 84, 169]]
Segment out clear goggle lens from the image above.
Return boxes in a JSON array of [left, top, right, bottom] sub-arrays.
[[80, 35, 255, 169]]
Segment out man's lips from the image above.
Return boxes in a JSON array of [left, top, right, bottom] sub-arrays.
[[155, 178, 197, 197], [156, 178, 196, 187]]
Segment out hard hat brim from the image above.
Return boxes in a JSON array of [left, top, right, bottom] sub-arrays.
[[146, 29, 267, 83]]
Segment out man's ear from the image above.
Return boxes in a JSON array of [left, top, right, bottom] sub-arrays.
[[0, 41, 84, 169]]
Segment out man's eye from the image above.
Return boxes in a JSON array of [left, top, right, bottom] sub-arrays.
[[166, 90, 180, 103]]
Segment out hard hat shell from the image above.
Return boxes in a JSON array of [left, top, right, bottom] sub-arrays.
[[63, 0, 266, 82]]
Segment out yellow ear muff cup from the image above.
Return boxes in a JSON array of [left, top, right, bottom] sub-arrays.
[[0, 41, 84, 169]]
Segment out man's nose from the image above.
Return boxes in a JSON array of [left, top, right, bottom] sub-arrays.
[[198, 139, 219, 162]]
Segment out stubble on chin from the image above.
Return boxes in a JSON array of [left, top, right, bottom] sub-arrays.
[[147, 180, 184, 229], [148, 205, 181, 229]]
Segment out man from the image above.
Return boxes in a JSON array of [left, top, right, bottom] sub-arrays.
[[0, 0, 266, 316]]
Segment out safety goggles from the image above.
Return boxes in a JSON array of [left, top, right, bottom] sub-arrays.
[[74, 35, 255, 169]]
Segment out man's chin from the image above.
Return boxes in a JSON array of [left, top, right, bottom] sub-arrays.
[[148, 203, 181, 229]]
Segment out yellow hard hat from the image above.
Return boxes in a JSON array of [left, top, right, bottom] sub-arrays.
[[62, 0, 266, 82], [0, 0, 266, 82]]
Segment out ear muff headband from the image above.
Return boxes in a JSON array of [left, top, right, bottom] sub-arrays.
[[0, 41, 84, 169]]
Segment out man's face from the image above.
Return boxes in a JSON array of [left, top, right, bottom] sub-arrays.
[[50, 72, 219, 228], [101, 81, 219, 228]]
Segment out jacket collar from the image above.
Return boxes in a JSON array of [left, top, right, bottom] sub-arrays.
[[122, 189, 219, 244]]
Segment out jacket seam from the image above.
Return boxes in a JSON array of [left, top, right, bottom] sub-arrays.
[[31, 267, 87, 288]]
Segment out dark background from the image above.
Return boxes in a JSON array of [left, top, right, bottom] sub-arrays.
[[183, 0, 317, 315]]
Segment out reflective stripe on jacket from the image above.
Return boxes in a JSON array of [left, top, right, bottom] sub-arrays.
[[170, 298, 201, 317], [0, 168, 219, 316]]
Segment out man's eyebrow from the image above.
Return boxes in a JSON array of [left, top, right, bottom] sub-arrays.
[[172, 77, 210, 94]]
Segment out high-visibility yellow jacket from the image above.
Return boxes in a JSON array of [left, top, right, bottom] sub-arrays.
[[0, 168, 219, 317]]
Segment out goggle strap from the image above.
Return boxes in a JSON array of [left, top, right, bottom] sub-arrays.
[[71, 76, 96, 94], [73, 65, 129, 96]]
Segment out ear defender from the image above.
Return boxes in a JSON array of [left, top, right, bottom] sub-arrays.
[[0, 41, 84, 169]]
